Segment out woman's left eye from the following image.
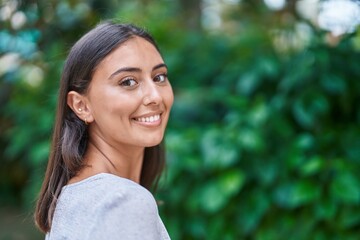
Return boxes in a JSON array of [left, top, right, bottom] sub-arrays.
[[154, 74, 167, 83]]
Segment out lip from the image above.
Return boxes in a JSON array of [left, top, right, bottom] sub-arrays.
[[133, 111, 163, 118], [131, 112, 163, 127]]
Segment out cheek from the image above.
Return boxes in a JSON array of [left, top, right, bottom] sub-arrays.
[[90, 89, 136, 117], [163, 86, 174, 108], [108, 97, 139, 116]]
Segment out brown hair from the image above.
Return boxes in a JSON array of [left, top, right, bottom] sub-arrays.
[[34, 21, 165, 233]]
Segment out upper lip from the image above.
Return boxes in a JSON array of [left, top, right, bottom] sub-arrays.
[[132, 111, 163, 119]]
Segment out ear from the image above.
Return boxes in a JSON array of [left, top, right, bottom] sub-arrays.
[[67, 91, 94, 124]]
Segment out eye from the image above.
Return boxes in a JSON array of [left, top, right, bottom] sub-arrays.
[[153, 73, 167, 84], [119, 78, 138, 88]]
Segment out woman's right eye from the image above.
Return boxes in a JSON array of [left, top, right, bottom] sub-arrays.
[[119, 78, 138, 88]]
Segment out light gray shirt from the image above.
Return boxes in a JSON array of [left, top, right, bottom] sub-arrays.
[[46, 173, 170, 240]]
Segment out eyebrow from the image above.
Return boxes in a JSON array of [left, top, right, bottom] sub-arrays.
[[108, 63, 168, 80]]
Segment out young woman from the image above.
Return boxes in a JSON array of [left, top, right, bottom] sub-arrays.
[[34, 21, 173, 239]]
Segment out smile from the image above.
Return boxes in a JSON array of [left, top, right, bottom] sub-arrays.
[[134, 114, 161, 123]]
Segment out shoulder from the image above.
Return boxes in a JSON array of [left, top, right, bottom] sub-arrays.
[[63, 173, 153, 200], [49, 173, 161, 239], [87, 173, 158, 213], [82, 174, 163, 239], [61, 173, 158, 216]]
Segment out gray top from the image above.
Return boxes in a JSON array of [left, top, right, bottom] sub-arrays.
[[46, 173, 170, 240]]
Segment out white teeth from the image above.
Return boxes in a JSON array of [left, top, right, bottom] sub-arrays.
[[136, 114, 160, 123]]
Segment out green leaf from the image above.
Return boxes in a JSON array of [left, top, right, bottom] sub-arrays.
[[201, 129, 240, 170], [315, 198, 337, 221], [236, 71, 261, 96], [199, 180, 226, 213], [219, 169, 246, 197], [320, 74, 347, 95], [300, 155, 323, 176], [237, 190, 270, 234], [295, 133, 315, 151], [237, 128, 264, 152], [29, 141, 50, 165], [248, 101, 269, 127], [199, 170, 245, 213], [331, 172, 360, 204], [274, 181, 321, 208]]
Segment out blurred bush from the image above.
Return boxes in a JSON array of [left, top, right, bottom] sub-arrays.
[[0, 0, 359, 239]]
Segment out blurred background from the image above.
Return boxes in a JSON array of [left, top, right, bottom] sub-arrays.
[[1, 0, 360, 239]]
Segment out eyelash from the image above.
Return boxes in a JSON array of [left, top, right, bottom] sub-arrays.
[[118, 73, 168, 88], [119, 77, 137, 87], [154, 73, 168, 83]]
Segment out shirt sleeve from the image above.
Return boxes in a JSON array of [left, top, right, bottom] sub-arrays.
[[87, 188, 163, 240]]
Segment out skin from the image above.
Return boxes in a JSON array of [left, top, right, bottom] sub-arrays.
[[67, 37, 174, 184]]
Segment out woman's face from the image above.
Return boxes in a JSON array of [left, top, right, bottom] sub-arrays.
[[85, 36, 173, 149]]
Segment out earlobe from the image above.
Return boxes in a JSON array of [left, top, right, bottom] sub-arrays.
[[67, 91, 91, 122]]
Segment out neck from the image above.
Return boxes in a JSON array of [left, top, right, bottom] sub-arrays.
[[71, 138, 145, 184]]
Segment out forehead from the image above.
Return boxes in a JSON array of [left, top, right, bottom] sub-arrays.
[[97, 36, 163, 69]]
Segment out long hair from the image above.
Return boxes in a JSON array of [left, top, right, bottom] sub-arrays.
[[34, 21, 165, 233]]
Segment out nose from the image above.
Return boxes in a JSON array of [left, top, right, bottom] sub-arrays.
[[142, 81, 162, 106]]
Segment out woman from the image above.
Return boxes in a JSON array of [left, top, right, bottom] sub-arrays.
[[34, 21, 173, 239]]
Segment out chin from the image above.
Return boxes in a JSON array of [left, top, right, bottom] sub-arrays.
[[143, 136, 164, 147]]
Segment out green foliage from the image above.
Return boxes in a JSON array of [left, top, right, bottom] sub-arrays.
[[0, 0, 105, 208], [1, 0, 360, 239], [154, 3, 360, 239]]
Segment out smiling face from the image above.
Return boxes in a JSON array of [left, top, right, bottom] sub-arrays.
[[83, 36, 173, 149]]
